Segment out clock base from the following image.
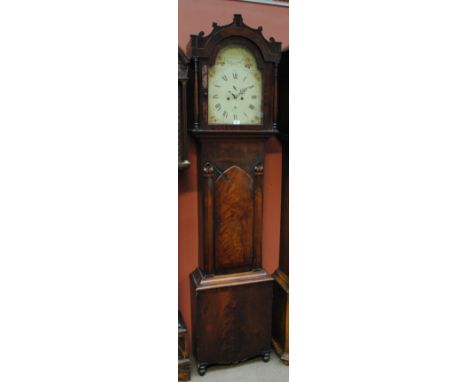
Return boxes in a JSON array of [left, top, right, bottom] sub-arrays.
[[272, 268, 289, 366], [190, 268, 273, 374]]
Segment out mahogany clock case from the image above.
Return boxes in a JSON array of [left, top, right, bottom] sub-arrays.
[[187, 15, 282, 375]]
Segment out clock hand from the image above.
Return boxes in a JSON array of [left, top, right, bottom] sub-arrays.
[[239, 85, 254, 96], [232, 85, 244, 98]]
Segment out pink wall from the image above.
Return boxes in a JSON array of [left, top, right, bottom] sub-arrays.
[[179, 0, 289, 51], [178, 0, 288, 350]]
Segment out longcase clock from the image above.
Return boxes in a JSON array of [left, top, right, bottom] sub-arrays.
[[272, 48, 289, 365], [187, 14, 281, 375]]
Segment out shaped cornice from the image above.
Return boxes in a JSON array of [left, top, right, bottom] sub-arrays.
[[187, 14, 281, 64]]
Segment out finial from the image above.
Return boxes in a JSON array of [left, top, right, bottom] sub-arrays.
[[233, 14, 243, 26]]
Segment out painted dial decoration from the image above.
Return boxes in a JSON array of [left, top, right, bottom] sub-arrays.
[[208, 45, 262, 125]]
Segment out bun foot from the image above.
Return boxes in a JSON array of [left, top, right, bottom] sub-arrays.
[[262, 351, 271, 362], [197, 363, 207, 376]]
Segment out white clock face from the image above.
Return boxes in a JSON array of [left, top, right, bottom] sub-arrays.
[[208, 45, 262, 125]]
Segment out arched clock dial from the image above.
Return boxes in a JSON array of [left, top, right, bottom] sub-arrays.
[[208, 45, 262, 125]]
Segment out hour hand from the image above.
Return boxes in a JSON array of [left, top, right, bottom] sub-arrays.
[[228, 90, 237, 99]]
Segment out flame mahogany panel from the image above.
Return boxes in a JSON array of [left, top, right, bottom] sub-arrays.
[[192, 279, 272, 364], [199, 139, 264, 274], [215, 166, 254, 272]]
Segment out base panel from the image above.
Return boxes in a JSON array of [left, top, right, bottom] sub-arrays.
[[190, 269, 273, 373]]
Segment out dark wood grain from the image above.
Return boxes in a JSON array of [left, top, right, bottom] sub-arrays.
[[202, 162, 215, 274], [196, 137, 266, 274], [253, 162, 264, 268], [188, 14, 281, 373], [215, 166, 254, 272], [191, 270, 273, 366]]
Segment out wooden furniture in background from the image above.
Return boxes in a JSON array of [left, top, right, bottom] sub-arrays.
[[178, 47, 191, 380], [272, 48, 289, 365], [179, 47, 191, 170], [178, 311, 191, 381], [188, 14, 281, 376]]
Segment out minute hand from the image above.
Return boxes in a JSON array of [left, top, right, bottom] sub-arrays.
[[239, 85, 254, 96]]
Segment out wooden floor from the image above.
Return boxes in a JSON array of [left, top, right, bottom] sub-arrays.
[[189, 352, 288, 382]]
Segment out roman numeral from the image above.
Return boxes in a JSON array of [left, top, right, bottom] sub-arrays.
[[249, 104, 255, 110], [251, 95, 257, 99], [233, 72, 238, 79], [215, 103, 221, 111], [234, 113, 238, 120], [212, 94, 219, 99], [222, 75, 228, 81], [223, 111, 228, 118]]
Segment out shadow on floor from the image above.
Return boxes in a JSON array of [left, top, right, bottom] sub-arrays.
[[189, 351, 288, 382]]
